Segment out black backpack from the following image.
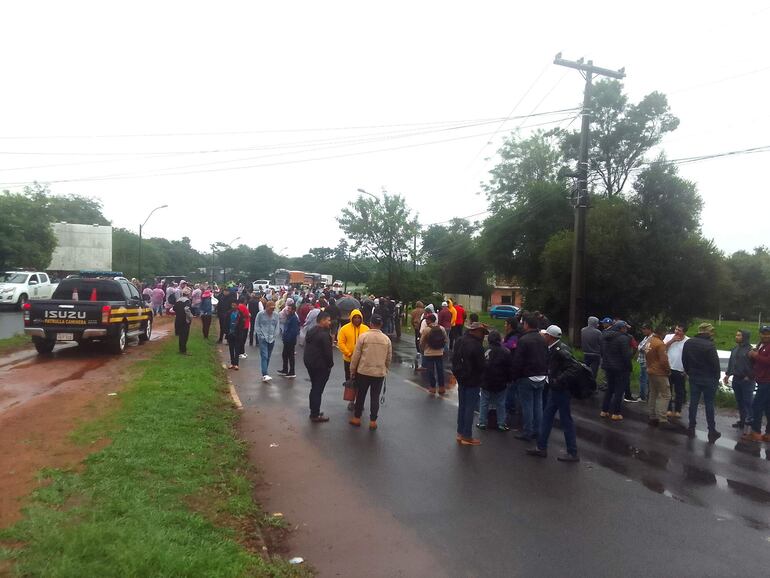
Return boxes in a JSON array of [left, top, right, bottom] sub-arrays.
[[167, 291, 177, 305], [567, 358, 597, 399], [427, 326, 446, 350]]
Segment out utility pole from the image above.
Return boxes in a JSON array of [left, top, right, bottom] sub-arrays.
[[554, 54, 624, 347]]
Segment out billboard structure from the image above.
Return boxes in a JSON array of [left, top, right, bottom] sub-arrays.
[[48, 223, 112, 272]]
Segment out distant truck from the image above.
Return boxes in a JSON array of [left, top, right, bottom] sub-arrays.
[[0, 271, 55, 309], [23, 274, 153, 355], [320, 274, 333, 286]]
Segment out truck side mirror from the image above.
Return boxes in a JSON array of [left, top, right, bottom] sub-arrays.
[[28, 280, 38, 286]]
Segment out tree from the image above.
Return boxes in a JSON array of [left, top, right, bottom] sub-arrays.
[[25, 182, 111, 225], [484, 130, 564, 211], [723, 248, 770, 320], [561, 80, 679, 197], [480, 180, 573, 290], [421, 219, 487, 295], [337, 192, 420, 296], [0, 191, 57, 270]]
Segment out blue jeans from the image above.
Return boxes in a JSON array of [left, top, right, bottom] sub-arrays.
[[478, 389, 507, 427], [517, 377, 544, 439], [688, 378, 717, 431], [751, 382, 770, 434], [538, 388, 577, 455], [639, 364, 649, 399], [732, 377, 755, 426], [505, 382, 518, 414], [259, 340, 275, 376], [423, 356, 444, 389], [457, 385, 480, 439]]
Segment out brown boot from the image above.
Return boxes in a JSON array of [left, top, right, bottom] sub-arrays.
[[438, 387, 446, 395], [428, 388, 437, 395], [369, 420, 378, 430], [349, 417, 361, 427]]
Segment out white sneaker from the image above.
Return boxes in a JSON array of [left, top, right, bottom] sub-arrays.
[[262, 375, 272, 382], [239, 353, 248, 359]]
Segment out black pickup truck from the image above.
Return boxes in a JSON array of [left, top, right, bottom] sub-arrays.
[[23, 276, 153, 354]]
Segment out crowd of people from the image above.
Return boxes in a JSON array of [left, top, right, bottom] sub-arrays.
[[409, 302, 770, 460], [133, 277, 770, 458]]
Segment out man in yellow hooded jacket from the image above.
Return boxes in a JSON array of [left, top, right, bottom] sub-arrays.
[[338, 309, 370, 408], [447, 298, 459, 349]]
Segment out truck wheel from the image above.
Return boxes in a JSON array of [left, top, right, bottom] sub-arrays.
[[110, 324, 127, 354], [33, 338, 55, 355], [17, 294, 28, 311], [138, 317, 152, 343]]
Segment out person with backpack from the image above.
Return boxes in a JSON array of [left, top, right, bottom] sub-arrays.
[[419, 313, 448, 395], [173, 287, 193, 355], [526, 325, 580, 462], [453, 322, 488, 446], [478, 330, 513, 431], [226, 300, 246, 369]]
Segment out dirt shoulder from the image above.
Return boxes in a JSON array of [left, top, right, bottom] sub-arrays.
[[0, 318, 172, 528]]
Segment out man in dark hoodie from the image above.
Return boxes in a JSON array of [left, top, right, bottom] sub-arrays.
[[477, 330, 512, 432], [682, 322, 721, 442], [600, 321, 633, 421], [304, 311, 334, 422], [724, 329, 754, 431], [453, 322, 487, 446], [511, 314, 548, 441], [216, 287, 235, 344]]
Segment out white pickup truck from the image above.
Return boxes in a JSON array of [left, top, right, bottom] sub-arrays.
[[0, 271, 55, 309]]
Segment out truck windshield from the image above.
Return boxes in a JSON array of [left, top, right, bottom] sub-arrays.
[[1, 273, 29, 284], [52, 280, 125, 301]]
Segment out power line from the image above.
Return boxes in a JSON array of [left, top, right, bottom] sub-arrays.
[[0, 109, 580, 143], [467, 63, 552, 165], [0, 114, 580, 188]]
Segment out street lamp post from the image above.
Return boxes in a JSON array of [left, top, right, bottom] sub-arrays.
[[138, 204, 168, 284]]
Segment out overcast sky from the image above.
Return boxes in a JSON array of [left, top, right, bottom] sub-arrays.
[[1, 1, 768, 258]]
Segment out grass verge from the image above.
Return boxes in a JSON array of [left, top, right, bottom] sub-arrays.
[[0, 331, 309, 577], [0, 334, 28, 355]]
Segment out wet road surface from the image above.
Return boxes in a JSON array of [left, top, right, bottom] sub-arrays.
[[0, 311, 22, 340], [230, 337, 770, 577]]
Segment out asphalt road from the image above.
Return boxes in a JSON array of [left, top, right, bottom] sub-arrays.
[[229, 335, 770, 577], [0, 311, 22, 340]]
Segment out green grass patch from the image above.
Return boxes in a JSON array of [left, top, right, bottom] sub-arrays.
[[0, 334, 28, 355], [0, 331, 309, 577]]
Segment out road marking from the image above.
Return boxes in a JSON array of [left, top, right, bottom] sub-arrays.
[[405, 379, 459, 407], [228, 381, 243, 409]]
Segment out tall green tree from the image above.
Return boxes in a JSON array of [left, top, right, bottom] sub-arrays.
[[25, 182, 111, 225], [561, 80, 679, 197], [723, 248, 770, 320], [0, 191, 57, 270], [422, 219, 487, 295], [337, 192, 420, 296]]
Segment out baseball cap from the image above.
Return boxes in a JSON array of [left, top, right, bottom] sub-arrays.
[[760, 325, 770, 334], [601, 317, 613, 324], [545, 325, 562, 338], [698, 322, 714, 333], [611, 320, 630, 330]]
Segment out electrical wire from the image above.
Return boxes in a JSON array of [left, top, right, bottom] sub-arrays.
[[0, 114, 580, 188]]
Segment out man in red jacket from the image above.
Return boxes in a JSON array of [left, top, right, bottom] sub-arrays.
[[746, 325, 770, 442]]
